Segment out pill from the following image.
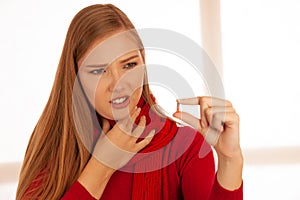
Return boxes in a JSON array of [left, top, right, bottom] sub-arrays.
[[176, 102, 180, 113]]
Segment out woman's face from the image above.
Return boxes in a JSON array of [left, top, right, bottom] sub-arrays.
[[78, 31, 145, 121]]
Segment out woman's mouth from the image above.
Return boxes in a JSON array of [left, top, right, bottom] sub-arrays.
[[110, 95, 130, 109]]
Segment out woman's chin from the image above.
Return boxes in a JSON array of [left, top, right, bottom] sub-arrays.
[[103, 107, 134, 122]]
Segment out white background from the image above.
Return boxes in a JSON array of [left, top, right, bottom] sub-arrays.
[[221, 0, 300, 199], [0, 0, 300, 199]]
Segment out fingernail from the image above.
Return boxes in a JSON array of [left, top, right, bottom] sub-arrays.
[[149, 129, 156, 136], [172, 112, 180, 119]]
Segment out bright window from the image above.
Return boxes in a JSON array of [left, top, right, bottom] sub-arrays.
[[221, 0, 300, 199]]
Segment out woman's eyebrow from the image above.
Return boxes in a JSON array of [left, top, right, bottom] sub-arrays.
[[120, 55, 139, 63], [85, 63, 107, 68], [85, 55, 138, 68]]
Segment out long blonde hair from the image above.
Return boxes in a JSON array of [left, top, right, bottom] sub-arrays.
[[16, 4, 155, 199]]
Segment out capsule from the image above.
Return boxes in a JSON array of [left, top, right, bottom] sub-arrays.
[[176, 102, 180, 113]]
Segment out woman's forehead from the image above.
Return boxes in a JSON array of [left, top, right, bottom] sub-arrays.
[[80, 30, 142, 68]]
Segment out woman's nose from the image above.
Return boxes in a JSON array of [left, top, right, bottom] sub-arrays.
[[108, 68, 124, 92]]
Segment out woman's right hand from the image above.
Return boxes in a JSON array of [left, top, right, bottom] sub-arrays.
[[77, 107, 154, 199], [92, 107, 155, 170]]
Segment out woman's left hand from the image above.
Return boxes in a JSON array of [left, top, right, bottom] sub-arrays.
[[173, 96, 242, 161], [173, 97, 243, 190], [173, 96, 243, 190]]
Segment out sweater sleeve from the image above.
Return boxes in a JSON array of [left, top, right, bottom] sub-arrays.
[[177, 127, 243, 200], [61, 181, 96, 200], [210, 176, 243, 200]]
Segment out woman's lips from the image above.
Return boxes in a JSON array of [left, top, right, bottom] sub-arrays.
[[109, 95, 130, 109]]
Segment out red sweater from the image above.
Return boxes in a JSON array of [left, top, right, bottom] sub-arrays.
[[62, 126, 243, 200]]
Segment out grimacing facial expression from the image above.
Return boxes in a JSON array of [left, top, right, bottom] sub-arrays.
[[78, 31, 145, 121]]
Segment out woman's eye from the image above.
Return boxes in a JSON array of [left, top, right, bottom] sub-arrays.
[[90, 68, 106, 74], [124, 62, 137, 69]]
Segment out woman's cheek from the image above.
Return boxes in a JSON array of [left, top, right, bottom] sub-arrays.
[[129, 66, 145, 90]]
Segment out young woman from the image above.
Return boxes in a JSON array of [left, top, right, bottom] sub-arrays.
[[16, 4, 243, 200]]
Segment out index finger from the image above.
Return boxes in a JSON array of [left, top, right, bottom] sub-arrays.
[[177, 96, 232, 128], [116, 107, 141, 134], [177, 97, 200, 105], [178, 96, 231, 107]]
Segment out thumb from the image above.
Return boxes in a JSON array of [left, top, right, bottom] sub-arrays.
[[173, 111, 202, 132], [173, 111, 219, 146]]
